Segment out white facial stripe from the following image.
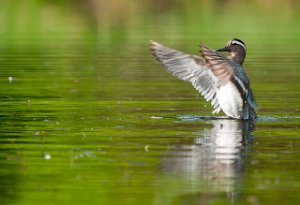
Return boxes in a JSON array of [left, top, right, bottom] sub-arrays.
[[226, 40, 232, 46], [231, 40, 246, 50]]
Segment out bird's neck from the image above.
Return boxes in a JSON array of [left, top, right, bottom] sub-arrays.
[[229, 53, 245, 65]]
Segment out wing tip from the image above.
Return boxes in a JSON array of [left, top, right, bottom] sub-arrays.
[[148, 39, 155, 46], [149, 40, 160, 49], [149, 40, 165, 63], [199, 43, 213, 61], [149, 40, 161, 53], [149, 40, 159, 57]]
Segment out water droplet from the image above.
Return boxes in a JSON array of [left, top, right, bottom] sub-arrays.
[[8, 76, 13, 83], [150, 116, 163, 119], [144, 145, 149, 152], [44, 153, 51, 160]]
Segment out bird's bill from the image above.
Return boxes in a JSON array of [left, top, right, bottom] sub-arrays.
[[216, 47, 230, 52]]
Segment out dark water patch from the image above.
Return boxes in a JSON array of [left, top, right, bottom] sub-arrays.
[[177, 115, 230, 122]]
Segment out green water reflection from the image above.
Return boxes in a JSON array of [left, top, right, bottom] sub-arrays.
[[0, 1, 300, 205]]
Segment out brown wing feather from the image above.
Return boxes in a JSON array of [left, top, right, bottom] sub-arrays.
[[200, 45, 234, 84]]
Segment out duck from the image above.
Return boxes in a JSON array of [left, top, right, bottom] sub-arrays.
[[149, 38, 257, 120]]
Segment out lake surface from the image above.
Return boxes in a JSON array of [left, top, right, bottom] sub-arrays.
[[0, 3, 300, 204]]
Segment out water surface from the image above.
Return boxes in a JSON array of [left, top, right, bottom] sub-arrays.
[[0, 2, 300, 204]]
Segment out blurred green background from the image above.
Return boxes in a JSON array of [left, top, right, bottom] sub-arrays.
[[1, 0, 300, 45]]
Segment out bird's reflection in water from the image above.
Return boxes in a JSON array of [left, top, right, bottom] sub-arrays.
[[161, 119, 255, 203]]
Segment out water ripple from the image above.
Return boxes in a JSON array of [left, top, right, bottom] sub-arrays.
[[176, 115, 300, 122]]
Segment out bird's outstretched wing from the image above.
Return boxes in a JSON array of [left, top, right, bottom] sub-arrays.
[[149, 41, 221, 113]]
